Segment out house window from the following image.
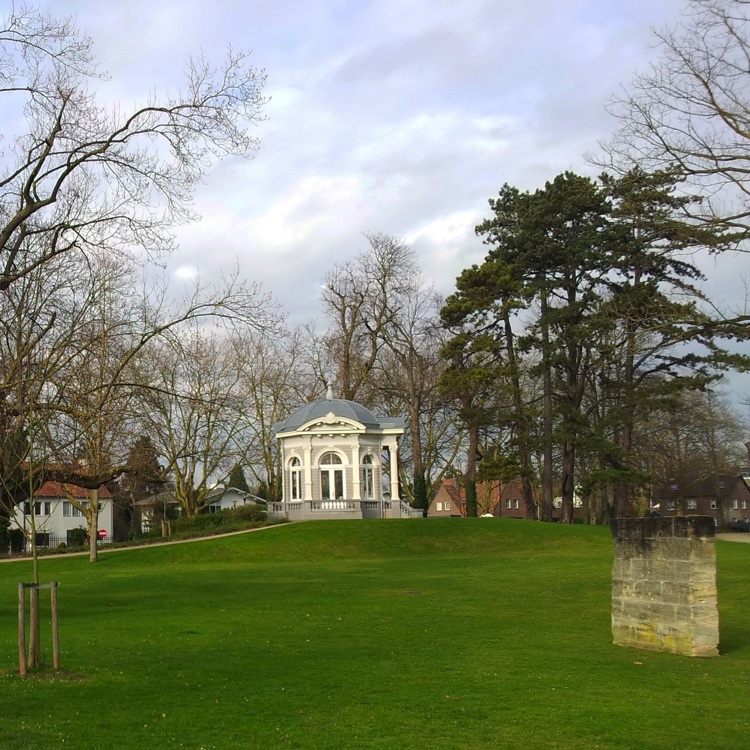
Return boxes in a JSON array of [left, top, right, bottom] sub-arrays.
[[514, 499, 519, 510], [732, 499, 738, 510], [445, 501, 450, 511], [666, 501, 675, 511], [35, 532, 50, 548], [289, 457, 302, 500], [710, 500, 718, 510], [207, 503, 222, 514], [506, 499, 511, 510], [71, 501, 88, 518], [319, 452, 344, 500], [436, 501, 443, 512], [687, 499, 697, 510], [743, 500, 747, 510], [63, 502, 71, 517], [361, 454, 374, 499]]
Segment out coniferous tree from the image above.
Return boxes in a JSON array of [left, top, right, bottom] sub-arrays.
[[229, 464, 251, 493]]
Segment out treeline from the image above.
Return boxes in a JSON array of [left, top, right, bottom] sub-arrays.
[[2, 2, 750, 568]]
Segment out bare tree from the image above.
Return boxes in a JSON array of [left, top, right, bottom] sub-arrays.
[[1, 249, 280, 559], [321, 233, 416, 402], [0, 5, 266, 290], [139, 328, 260, 518], [374, 276, 451, 510], [643, 388, 746, 520], [597, 0, 750, 234], [239, 330, 310, 500]]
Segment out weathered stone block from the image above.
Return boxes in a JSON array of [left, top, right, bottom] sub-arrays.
[[610, 516, 719, 657]]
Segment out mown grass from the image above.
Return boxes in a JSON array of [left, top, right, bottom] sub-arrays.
[[0, 519, 747, 750]]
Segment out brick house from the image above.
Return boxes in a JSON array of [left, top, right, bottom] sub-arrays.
[[427, 478, 531, 518], [651, 473, 750, 528]]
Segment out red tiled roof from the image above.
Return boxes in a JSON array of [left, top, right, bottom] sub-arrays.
[[35, 481, 112, 499]]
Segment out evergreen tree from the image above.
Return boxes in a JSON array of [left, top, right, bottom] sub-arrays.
[[229, 464, 251, 493], [444, 169, 742, 522]]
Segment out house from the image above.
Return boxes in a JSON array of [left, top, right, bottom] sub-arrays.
[[10, 481, 114, 551], [429, 479, 463, 516], [134, 491, 181, 533], [134, 486, 265, 532], [428, 478, 531, 518], [267, 390, 421, 520], [203, 485, 266, 513], [651, 473, 750, 527]]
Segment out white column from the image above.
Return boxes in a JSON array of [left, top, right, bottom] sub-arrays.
[[388, 441, 399, 501], [303, 444, 313, 500], [352, 441, 361, 500]]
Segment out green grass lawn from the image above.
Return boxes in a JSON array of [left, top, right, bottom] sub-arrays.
[[1, 519, 748, 750]]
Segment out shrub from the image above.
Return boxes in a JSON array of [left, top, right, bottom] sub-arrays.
[[170, 503, 267, 535], [9, 528, 25, 553], [67, 527, 89, 547], [0, 517, 9, 553]]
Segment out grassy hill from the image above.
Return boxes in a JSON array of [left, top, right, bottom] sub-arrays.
[[1, 519, 748, 750]]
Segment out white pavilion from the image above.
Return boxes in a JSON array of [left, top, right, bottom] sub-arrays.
[[267, 390, 421, 520]]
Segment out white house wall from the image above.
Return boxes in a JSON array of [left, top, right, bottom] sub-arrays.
[[11, 498, 114, 548]]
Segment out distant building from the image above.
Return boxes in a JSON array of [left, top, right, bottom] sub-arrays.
[[651, 473, 750, 527], [268, 391, 421, 520], [10, 481, 114, 550], [427, 478, 531, 518], [135, 486, 264, 532]]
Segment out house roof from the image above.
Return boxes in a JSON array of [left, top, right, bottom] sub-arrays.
[[35, 481, 112, 499], [134, 491, 179, 507], [274, 397, 404, 434], [654, 474, 750, 500]]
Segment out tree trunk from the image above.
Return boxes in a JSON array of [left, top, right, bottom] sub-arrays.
[[465, 425, 479, 517], [540, 293, 554, 522], [502, 307, 537, 520], [560, 440, 575, 524], [88, 487, 99, 563]]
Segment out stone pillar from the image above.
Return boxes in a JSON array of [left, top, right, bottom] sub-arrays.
[[610, 517, 719, 657]]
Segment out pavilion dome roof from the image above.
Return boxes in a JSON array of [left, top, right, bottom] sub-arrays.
[[274, 397, 403, 434]]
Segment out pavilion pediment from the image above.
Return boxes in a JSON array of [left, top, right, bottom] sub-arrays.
[[298, 414, 365, 433]]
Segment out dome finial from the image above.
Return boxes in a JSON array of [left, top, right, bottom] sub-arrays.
[[325, 373, 333, 401]]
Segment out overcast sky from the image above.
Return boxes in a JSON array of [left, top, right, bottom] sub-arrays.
[[24, 1, 750, 402]]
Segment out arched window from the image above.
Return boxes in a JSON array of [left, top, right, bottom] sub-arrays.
[[361, 453, 374, 499], [319, 452, 344, 500], [289, 456, 302, 500]]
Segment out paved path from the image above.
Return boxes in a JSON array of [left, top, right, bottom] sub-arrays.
[[716, 532, 750, 543], [0, 522, 289, 564]]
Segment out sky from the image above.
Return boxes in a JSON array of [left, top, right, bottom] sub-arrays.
[[12, 0, 750, 402]]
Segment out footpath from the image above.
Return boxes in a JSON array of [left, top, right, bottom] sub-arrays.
[[0, 522, 289, 563]]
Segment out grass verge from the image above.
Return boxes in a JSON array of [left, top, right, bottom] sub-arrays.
[[0, 519, 747, 750]]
